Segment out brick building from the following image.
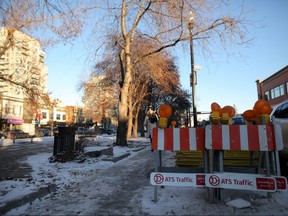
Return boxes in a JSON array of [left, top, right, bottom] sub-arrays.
[[256, 65, 288, 108]]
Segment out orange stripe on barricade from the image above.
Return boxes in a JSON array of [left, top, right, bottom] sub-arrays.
[[247, 125, 260, 151], [229, 125, 241, 150], [180, 128, 190, 150], [196, 128, 205, 150], [165, 128, 174, 150], [211, 126, 223, 150], [152, 127, 158, 150], [151, 128, 205, 151], [266, 125, 275, 151]]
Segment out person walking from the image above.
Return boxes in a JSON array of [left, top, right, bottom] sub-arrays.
[[144, 106, 158, 148]]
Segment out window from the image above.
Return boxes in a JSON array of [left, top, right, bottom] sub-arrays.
[[56, 114, 61, 120], [270, 84, 284, 99], [63, 115, 66, 120], [5, 104, 14, 114], [264, 91, 270, 100], [42, 112, 47, 119], [275, 103, 288, 118], [286, 82, 288, 94]]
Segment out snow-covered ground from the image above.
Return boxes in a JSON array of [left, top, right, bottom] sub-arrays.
[[1, 135, 288, 215]]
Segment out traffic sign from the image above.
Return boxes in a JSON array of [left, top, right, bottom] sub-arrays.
[[150, 172, 205, 187], [205, 173, 276, 192]]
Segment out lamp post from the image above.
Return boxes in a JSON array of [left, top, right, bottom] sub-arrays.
[[50, 99, 60, 136], [188, 11, 197, 127]]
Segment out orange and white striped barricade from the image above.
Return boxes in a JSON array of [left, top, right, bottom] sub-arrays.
[[205, 124, 286, 201], [150, 127, 207, 202]]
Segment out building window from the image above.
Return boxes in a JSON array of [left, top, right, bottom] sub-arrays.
[[56, 114, 61, 120], [270, 84, 284, 99], [286, 82, 288, 94], [264, 91, 270, 100], [63, 114, 66, 121], [42, 112, 47, 119], [5, 104, 14, 114]]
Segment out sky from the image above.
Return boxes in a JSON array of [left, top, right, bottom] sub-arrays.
[[45, 0, 288, 117], [1, 136, 288, 215]]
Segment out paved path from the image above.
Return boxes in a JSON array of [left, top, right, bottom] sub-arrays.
[[9, 147, 174, 215]]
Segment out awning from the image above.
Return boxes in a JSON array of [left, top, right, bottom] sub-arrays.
[[7, 119, 24, 124]]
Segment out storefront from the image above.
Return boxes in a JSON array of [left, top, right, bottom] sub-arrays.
[[7, 118, 24, 130]]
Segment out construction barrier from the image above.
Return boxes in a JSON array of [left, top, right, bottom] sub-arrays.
[[151, 127, 208, 202], [150, 124, 287, 202]]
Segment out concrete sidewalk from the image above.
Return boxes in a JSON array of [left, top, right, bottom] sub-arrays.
[[0, 145, 153, 215]]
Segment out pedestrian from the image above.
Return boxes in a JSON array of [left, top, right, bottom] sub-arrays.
[[144, 106, 158, 150]]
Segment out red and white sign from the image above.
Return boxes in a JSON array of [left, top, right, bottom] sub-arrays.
[[205, 173, 276, 192], [152, 128, 205, 151], [274, 176, 287, 191], [150, 172, 205, 187], [205, 125, 283, 151]]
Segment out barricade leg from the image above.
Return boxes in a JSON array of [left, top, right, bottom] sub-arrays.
[[258, 152, 264, 174], [153, 150, 162, 202], [274, 151, 281, 176], [270, 151, 276, 175], [265, 151, 271, 176]]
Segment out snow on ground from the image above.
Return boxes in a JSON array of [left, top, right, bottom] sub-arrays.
[[1, 135, 288, 215]]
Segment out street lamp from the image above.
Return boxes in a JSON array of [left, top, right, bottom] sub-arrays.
[[188, 11, 197, 127]]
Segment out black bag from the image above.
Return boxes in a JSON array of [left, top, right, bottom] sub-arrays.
[[149, 114, 158, 124]]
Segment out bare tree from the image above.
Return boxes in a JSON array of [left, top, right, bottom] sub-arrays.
[[82, 0, 252, 146], [2, 1, 253, 147]]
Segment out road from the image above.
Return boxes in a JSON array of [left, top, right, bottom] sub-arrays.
[[0, 137, 53, 180]]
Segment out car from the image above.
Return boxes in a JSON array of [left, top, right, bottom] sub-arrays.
[[232, 115, 245, 125], [6, 129, 30, 139], [36, 128, 50, 136], [77, 127, 87, 135], [53, 127, 59, 135], [0, 132, 7, 139], [270, 99, 288, 177]]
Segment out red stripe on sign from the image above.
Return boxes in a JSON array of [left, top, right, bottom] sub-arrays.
[[151, 128, 158, 150], [266, 125, 276, 151], [164, 128, 174, 150], [247, 125, 260, 151], [229, 125, 241, 150], [196, 128, 205, 150], [212, 125, 223, 150], [180, 128, 190, 150]]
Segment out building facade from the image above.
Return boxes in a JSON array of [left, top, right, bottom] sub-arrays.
[[256, 65, 288, 108], [0, 27, 48, 133]]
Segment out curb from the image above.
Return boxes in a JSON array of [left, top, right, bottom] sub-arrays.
[[102, 152, 131, 162], [0, 184, 56, 215]]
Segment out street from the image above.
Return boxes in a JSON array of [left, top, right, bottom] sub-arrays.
[[0, 137, 53, 180]]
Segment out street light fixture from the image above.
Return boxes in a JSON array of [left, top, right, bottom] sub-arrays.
[[188, 11, 197, 127]]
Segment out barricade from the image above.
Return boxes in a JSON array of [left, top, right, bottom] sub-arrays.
[[205, 124, 286, 201], [150, 125, 287, 203], [150, 127, 208, 202]]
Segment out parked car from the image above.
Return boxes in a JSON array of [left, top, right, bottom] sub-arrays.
[[6, 129, 30, 139], [53, 127, 59, 135], [36, 128, 50, 137], [0, 132, 7, 139], [270, 99, 288, 176], [35, 129, 45, 137], [232, 115, 245, 125]]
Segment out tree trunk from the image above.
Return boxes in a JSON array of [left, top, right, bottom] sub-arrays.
[[116, 98, 128, 146], [127, 95, 133, 139], [133, 115, 138, 138], [115, 41, 132, 146], [133, 105, 141, 138]]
